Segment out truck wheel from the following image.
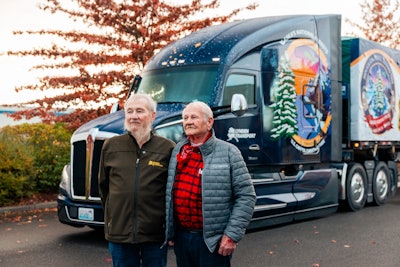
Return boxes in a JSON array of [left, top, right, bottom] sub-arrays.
[[346, 163, 367, 211], [372, 161, 390, 206]]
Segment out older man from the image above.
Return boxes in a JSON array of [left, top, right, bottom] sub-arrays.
[[165, 101, 256, 267], [99, 93, 175, 267]]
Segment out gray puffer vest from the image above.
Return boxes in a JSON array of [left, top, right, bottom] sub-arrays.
[[165, 130, 256, 252]]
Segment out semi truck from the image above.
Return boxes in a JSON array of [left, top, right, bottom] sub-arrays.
[[57, 14, 399, 230]]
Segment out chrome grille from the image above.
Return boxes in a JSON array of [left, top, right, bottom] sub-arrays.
[[72, 139, 104, 199]]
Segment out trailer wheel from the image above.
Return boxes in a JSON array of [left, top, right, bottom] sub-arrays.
[[346, 163, 367, 211], [372, 161, 390, 206]]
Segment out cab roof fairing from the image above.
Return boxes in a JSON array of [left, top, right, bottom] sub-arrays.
[[224, 14, 343, 66], [144, 15, 337, 71]]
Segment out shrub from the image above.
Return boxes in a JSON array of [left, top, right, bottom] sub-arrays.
[[0, 131, 35, 205], [21, 123, 72, 192], [0, 123, 72, 205]]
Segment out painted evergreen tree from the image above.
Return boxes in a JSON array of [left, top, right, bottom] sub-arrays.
[[270, 55, 298, 140], [372, 68, 386, 115]]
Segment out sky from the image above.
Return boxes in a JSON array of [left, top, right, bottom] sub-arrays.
[[0, 0, 364, 105]]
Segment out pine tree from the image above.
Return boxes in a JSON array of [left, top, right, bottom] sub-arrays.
[[270, 55, 298, 140]]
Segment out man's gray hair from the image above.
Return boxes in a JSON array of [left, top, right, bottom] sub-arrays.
[[125, 93, 157, 112], [183, 101, 213, 120]]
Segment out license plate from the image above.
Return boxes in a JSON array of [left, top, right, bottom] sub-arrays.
[[78, 208, 94, 221]]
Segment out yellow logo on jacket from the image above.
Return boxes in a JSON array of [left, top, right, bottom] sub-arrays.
[[148, 160, 163, 167]]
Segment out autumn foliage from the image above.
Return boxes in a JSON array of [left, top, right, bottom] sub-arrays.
[[346, 0, 400, 49], [7, 0, 257, 130]]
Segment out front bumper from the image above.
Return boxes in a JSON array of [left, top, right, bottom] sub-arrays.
[[57, 194, 104, 228]]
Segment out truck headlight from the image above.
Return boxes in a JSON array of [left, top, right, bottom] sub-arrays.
[[59, 163, 71, 196]]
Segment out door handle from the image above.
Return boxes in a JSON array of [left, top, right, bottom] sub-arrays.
[[249, 144, 260, 151]]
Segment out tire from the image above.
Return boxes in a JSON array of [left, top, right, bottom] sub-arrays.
[[372, 161, 390, 206], [345, 163, 367, 211]]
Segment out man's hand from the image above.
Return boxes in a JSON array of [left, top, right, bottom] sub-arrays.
[[217, 234, 237, 256]]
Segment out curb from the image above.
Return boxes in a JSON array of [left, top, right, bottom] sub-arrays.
[[0, 201, 57, 215]]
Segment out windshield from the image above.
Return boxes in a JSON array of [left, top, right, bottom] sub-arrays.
[[137, 65, 219, 104]]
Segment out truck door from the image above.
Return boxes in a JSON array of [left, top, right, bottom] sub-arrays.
[[213, 72, 262, 165]]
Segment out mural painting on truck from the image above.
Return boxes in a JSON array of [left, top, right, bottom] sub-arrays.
[[266, 37, 332, 155], [57, 15, 398, 231], [352, 41, 400, 139]]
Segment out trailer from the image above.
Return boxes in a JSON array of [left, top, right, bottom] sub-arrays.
[[57, 14, 399, 230]]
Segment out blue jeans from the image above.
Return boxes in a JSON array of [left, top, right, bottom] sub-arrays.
[[174, 229, 231, 267], [108, 241, 167, 267]]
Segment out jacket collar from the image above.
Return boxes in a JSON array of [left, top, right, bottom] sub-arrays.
[[182, 129, 216, 157]]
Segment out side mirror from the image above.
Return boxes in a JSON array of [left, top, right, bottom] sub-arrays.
[[231, 94, 248, 116]]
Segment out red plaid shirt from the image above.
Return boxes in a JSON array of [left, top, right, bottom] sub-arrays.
[[173, 143, 204, 230]]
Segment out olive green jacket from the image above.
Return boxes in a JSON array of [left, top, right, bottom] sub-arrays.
[[99, 132, 175, 244]]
